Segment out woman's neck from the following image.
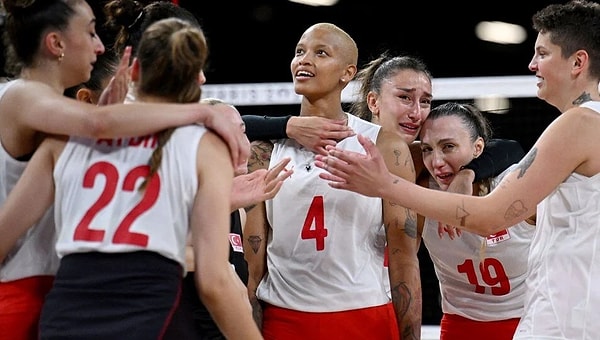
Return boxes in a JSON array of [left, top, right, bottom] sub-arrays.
[[20, 67, 64, 94]]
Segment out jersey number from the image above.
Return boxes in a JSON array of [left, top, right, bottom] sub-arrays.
[[301, 196, 328, 251], [73, 161, 160, 247], [457, 258, 510, 295]]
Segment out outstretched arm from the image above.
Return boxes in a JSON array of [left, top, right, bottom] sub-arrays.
[[316, 110, 584, 235], [231, 157, 293, 211]]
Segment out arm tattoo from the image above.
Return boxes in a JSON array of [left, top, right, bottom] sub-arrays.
[[247, 235, 263, 254], [456, 200, 469, 227], [504, 200, 528, 221], [404, 208, 417, 239], [517, 148, 536, 178], [250, 296, 263, 329], [393, 149, 401, 166]]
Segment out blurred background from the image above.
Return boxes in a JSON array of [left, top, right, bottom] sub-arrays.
[[179, 0, 563, 154]]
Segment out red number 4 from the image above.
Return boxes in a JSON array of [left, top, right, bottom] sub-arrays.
[[301, 196, 328, 251], [73, 161, 160, 247]]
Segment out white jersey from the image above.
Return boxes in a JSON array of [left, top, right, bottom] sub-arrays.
[[514, 101, 600, 340], [423, 165, 535, 321], [258, 113, 389, 312], [53, 125, 205, 271], [0, 80, 59, 282]]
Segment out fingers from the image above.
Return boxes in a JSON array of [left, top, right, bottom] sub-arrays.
[[119, 46, 132, 70], [437, 222, 460, 240], [321, 127, 355, 141]]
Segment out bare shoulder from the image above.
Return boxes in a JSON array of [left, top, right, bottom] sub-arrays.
[[375, 130, 415, 179], [375, 129, 411, 157]]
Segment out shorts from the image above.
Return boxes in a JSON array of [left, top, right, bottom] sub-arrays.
[[39, 251, 182, 340]]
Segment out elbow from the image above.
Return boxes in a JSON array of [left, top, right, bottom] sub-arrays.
[[197, 265, 244, 305]]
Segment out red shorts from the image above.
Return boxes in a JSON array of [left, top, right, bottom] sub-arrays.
[[262, 302, 400, 340], [0, 275, 54, 340], [440, 313, 519, 340]]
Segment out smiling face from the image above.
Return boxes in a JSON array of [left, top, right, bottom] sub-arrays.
[[420, 115, 483, 190], [290, 23, 357, 101], [369, 69, 433, 143], [528, 32, 573, 110]]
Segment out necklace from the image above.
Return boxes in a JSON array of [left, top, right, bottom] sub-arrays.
[[298, 145, 316, 172]]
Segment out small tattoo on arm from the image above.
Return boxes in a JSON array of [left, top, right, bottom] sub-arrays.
[[393, 149, 401, 166], [504, 200, 528, 221], [456, 201, 469, 227], [248, 235, 263, 254]]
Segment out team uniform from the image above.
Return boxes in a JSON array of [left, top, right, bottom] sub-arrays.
[[0, 80, 59, 339], [259, 113, 398, 339], [513, 102, 600, 340], [423, 165, 535, 340], [39, 125, 206, 339]]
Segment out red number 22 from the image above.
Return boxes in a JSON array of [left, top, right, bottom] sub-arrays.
[[73, 161, 160, 247]]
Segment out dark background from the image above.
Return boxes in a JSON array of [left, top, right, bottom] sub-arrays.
[[178, 0, 562, 153]]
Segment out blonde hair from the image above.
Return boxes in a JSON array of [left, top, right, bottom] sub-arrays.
[[138, 17, 208, 191]]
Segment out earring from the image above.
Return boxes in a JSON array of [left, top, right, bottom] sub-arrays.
[[58, 52, 64, 62]]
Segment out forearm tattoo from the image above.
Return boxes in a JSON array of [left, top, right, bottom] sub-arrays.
[[392, 282, 420, 340], [250, 296, 263, 329], [457, 201, 469, 227], [404, 208, 417, 239]]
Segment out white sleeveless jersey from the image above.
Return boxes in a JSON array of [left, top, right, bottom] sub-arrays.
[[258, 113, 389, 312], [423, 164, 535, 321], [0, 80, 59, 282], [514, 101, 600, 340], [53, 125, 205, 271]]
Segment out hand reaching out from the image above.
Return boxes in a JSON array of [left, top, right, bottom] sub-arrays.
[[231, 157, 293, 211], [315, 134, 392, 198]]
